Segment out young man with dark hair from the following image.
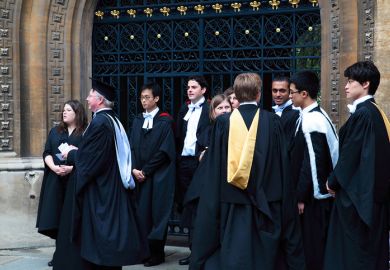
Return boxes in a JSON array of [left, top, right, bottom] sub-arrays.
[[289, 71, 339, 270], [324, 61, 390, 270], [190, 73, 304, 270], [272, 76, 300, 143], [272, 76, 294, 116], [176, 76, 210, 265], [130, 82, 176, 267]]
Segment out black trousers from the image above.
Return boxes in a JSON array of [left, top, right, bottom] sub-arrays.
[[176, 156, 199, 212]]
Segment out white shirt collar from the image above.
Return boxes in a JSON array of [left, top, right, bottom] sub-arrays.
[[352, 95, 373, 107], [239, 101, 258, 106], [191, 96, 205, 107], [302, 101, 318, 114]]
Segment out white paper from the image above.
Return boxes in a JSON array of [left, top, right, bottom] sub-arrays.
[[58, 142, 71, 153]]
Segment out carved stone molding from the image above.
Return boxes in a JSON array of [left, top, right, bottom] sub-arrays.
[[360, 0, 375, 61], [328, 0, 341, 129], [0, 0, 15, 151], [47, 0, 68, 128]]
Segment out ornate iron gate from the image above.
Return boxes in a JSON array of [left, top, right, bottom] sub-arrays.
[[92, 0, 320, 235], [93, 0, 320, 130]]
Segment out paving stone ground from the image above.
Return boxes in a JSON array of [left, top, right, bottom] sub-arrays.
[[0, 213, 190, 270]]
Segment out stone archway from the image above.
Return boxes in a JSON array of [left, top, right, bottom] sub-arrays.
[[0, 0, 386, 157]]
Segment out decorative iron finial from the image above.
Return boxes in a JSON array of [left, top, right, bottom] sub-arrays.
[[194, 5, 205, 14], [127, 9, 136, 18], [269, 0, 280, 10], [144, 8, 153, 17], [160, 7, 170, 16], [289, 0, 300, 8], [177, 6, 188, 15], [95, 10, 104, 19], [110, 10, 120, 19], [249, 1, 261, 11], [308, 0, 319, 6], [231, 3, 241, 12], [212, 3, 223, 13]]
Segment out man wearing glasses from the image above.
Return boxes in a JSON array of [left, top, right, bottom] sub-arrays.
[[130, 82, 176, 267], [289, 71, 339, 270]]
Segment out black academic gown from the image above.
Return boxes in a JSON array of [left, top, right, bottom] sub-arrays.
[[182, 124, 212, 229], [289, 106, 334, 270], [280, 104, 300, 146], [324, 99, 390, 270], [130, 113, 176, 254], [190, 104, 304, 270], [36, 127, 81, 239], [69, 109, 147, 267], [53, 165, 88, 270], [175, 101, 211, 210]]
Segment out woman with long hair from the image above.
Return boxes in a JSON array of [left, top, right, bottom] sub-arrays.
[[36, 100, 87, 267]]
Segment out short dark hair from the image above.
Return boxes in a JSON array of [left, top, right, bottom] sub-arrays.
[[290, 71, 319, 99], [233, 73, 262, 102], [272, 76, 290, 85], [188, 76, 209, 90], [344, 61, 380, 95], [141, 82, 161, 98]]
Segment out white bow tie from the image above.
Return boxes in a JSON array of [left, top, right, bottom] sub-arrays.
[[272, 105, 284, 116], [188, 103, 201, 111], [142, 113, 154, 129], [184, 103, 202, 121], [347, 104, 356, 114]]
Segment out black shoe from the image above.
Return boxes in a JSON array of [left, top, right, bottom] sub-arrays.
[[48, 260, 53, 267], [178, 256, 190, 265], [144, 256, 165, 267]]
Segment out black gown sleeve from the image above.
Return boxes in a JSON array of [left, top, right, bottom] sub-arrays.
[[296, 142, 312, 203], [142, 150, 169, 176]]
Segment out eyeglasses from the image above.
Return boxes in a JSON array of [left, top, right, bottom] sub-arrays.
[[290, 90, 300, 94], [139, 96, 153, 101]]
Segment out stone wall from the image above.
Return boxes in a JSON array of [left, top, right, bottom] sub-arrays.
[[0, 157, 52, 249], [374, 0, 390, 114]]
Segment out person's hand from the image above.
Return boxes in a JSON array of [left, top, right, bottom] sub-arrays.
[[298, 202, 305, 215], [326, 181, 336, 197], [132, 169, 146, 182], [52, 165, 67, 176], [61, 165, 74, 176]]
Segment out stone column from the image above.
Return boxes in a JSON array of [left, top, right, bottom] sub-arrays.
[[374, 0, 390, 116]]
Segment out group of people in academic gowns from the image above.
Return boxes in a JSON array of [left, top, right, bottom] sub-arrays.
[[37, 61, 389, 270]]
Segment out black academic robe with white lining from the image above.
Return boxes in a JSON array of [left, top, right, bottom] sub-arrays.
[[68, 109, 147, 267], [289, 105, 337, 270], [324, 98, 390, 270], [130, 112, 175, 247], [190, 104, 305, 270]]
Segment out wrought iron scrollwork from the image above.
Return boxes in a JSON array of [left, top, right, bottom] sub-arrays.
[[93, 0, 321, 140]]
